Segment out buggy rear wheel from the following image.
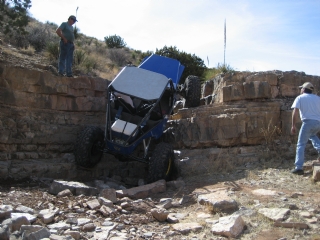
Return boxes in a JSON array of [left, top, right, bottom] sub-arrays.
[[147, 142, 174, 183], [183, 75, 201, 108], [74, 126, 104, 168]]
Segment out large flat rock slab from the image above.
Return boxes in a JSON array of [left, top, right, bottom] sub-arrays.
[[49, 180, 99, 196], [116, 180, 166, 199], [198, 189, 238, 213]]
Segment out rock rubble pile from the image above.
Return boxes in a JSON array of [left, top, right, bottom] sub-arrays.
[[1, 161, 320, 240]]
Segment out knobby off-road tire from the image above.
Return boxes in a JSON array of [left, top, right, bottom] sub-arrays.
[[147, 142, 174, 183], [183, 75, 201, 108], [74, 126, 104, 168]]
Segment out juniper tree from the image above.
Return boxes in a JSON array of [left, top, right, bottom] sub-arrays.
[[0, 0, 32, 35]]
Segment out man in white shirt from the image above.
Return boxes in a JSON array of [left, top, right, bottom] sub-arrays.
[[291, 82, 320, 175]]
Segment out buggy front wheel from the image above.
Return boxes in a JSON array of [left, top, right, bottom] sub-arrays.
[[147, 142, 174, 183], [74, 126, 104, 168]]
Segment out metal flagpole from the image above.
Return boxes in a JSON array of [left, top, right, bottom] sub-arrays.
[[224, 19, 226, 67], [76, 7, 79, 26]]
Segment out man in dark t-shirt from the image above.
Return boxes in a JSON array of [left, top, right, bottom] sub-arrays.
[[56, 15, 77, 77]]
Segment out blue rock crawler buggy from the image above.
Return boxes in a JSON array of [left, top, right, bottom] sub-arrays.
[[74, 54, 201, 183]]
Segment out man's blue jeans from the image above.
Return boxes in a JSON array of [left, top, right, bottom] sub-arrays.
[[58, 41, 74, 76], [295, 119, 320, 169]]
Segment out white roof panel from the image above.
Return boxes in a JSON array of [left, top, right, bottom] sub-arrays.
[[109, 67, 170, 101]]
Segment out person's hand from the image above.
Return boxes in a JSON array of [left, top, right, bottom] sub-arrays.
[[63, 38, 68, 44], [291, 125, 296, 135]]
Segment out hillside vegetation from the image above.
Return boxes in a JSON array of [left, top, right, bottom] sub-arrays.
[[0, 11, 233, 81]]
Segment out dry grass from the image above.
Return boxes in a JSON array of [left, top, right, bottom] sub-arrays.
[[19, 45, 35, 56], [0, 18, 146, 79], [212, 149, 235, 173], [259, 119, 282, 149], [246, 170, 260, 181]]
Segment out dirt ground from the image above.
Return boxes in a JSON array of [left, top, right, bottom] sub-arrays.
[[1, 156, 320, 240], [162, 157, 320, 239]]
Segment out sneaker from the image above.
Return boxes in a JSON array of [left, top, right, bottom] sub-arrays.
[[58, 73, 65, 77], [67, 75, 74, 78], [291, 169, 304, 175]]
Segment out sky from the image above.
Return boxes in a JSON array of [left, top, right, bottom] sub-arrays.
[[28, 0, 320, 76]]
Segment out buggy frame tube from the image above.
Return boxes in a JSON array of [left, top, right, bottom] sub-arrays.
[[143, 137, 151, 158], [106, 79, 173, 145]]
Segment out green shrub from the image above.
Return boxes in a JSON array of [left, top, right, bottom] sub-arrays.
[[0, 0, 31, 35], [27, 25, 54, 52], [216, 63, 234, 74], [9, 30, 29, 48], [6, 19, 57, 50], [204, 63, 235, 80], [139, 50, 154, 62], [83, 57, 97, 73], [73, 26, 80, 40], [155, 46, 206, 83], [104, 34, 126, 48], [107, 48, 128, 66], [107, 63, 116, 71], [74, 49, 87, 65], [86, 38, 93, 46], [72, 49, 98, 74], [93, 39, 106, 54], [73, 55, 98, 75], [75, 39, 83, 48], [46, 41, 59, 60], [45, 21, 58, 29]]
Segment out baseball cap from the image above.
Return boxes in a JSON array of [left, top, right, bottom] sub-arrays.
[[69, 15, 78, 22], [299, 82, 314, 91]]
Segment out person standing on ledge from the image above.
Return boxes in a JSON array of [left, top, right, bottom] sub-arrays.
[[291, 82, 320, 175], [55, 15, 77, 77]]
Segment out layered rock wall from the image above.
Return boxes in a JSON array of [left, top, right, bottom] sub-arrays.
[[1, 63, 320, 180], [0, 63, 108, 179], [202, 70, 320, 103], [170, 71, 320, 149]]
